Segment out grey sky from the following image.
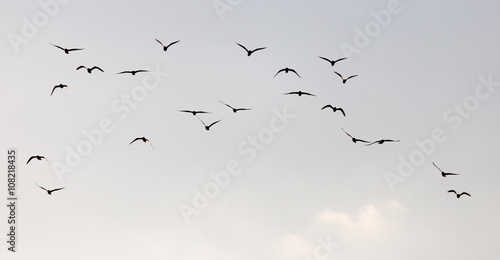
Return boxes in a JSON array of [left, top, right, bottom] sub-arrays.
[[1, 0, 499, 259]]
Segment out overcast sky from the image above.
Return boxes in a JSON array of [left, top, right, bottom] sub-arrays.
[[1, 0, 500, 259]]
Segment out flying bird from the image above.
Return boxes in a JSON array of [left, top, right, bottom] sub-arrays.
[[117, 70, 149, 75], [318, 56, 347, 67], [365, 139, 400, 146], [154, 38, 180, 52], [50, 84, 71, 96], [26, 155, 49, 165], [77, 66, 104, 73], [198, 117, 221, 131], [36, 184, 65, 195], [334, 71, 358, 84], [219, 101, 251, 113], [178, 110, 211, 116], [129, 137, 154, 150], [50, 43, 84, 54], [432, 162, 459, 177], [235, 42, 267, 56], [284, 91, 315, 97], [342, 128, 370, 143], [274, 67, 301, 78], [447, 190, 471, 198], [321, 105, 345, 117]]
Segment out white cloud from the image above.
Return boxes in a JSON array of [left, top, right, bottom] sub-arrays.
[[280, 234, 314, 259]]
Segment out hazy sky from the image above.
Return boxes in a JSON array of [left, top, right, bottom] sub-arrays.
[[1, 0, 500, 259]]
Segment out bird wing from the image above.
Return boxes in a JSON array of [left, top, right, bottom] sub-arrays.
[[219, 101, 234, 109], [208, 120, 222, 128], [146, 140, 155, 150], [341, 128, 353, 138], [154, 38, 165, 46], [91, 66, 104, 72], [235, 42, 249, 52], [129, 138, 141, 145], [50, 187, 65, 193], [355, 139, 370, 143], [318, 56, 332, 63], [334, 57, 347, 63], [290, 69, 301, 78], [444, 172, 459, 176], [26, 156, 35, 164], [321, 105, 334, 110], [346, 75, 358, 80], [334, 71, 343, 80], [432, 162, 443, 173], [50, 86, 58, 96], [117, 71, 132, 74], [76, 65, 86, 70], [235, 108, 251, 111], [365, 141, 378, 146], [273, 69, 285, 78], [284, 92, 298, 95], [178, 110, 192, 113], [337, 108, 346, 116], [50, 43, 64, 50], [135, 70, 150, 73], [460, 192, 471, 197], [447, 190, 457, 194], [252, 47, 267, 52], [166, 40, 180, 48], [36, 183, 48, 191], [303, 92, 315, 96], [67, 48, 84, 52]]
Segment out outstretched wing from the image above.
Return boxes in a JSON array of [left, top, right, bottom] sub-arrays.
[[334, 57, 347, 63], [321, 105, 334, 110], [50, 43, 65, 51], [50, 187, 65, 193], [91, 66, 104, 72], [36, 183, 48, 192], [432, 162, 443, 173], [290, 69, 301, 78], [219, 101, 234, 109], [129, 138, 141, 145], [76, 65, 86, 70], [208, 120, 222, 128], [273, 69, 285, 78], [337, 108, 346, 117], [117, 71, 132, 74], [341, 128, 353, 138], [447, 190, 458, 195], [318, 56, 332, 64], [460, 192, 471, 197], [134, 70, 150, 73], [334, 71, 343, 80], [346, 75, 358, 81], [154, 38, 165, 47], [26, 156, 35, 164], [50, 86, 58, 96], [166, 40, 180, 48], [365, 141, 379, 146], [252, 47, 267, 53], [235, 42, 249, 52], [67, 48, 84, 52]]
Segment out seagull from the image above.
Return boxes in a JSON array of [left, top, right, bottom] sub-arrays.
[[448, 190, 471, 198], [432, 162, 459, 177], [198, 117, 221, 131], [36, 184, 65, 195], [219, 101, 251, 113], [321, 105, 345, 117], [318, 56, 347, 67], [26, 155, 49, 165], [235, 42, 267, 56], [334, 71, 358, 84], [77, 66, 104, 73], [50, 84, 71, 96], [117, 70, 149, 75], [50, 43, 84, 54], [284, 91, 315, 97], [154, 38, 180, 52], [274, 67, 301, 78], [342, 128, 370, 143], [178, 110, 211, 116], [129, 137, 154, 150], [365, 139, 400, 146]]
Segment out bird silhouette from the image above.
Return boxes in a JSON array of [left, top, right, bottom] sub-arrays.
[[129, 137, 154, 150], [342, 128, 370, 143], [26, 155, 49, 164], [77, 66, 104, 73], [50, 84, 71, 96], [36, 184, 65, 195], [50, 43, 84, 54], [117, 70, 149, 75], [448, 190, 471, 198], [154, 38, 180, 52], [365, 139, 400, 146], [235, 42, 267, 56], [274, 67, 301, 78], [321, 105, 345, 116], [284, 91, 315, 97], [319, 56, 347, 67], [334, 71, 358, 84], [178, 110, 211, 116], [198, 117, 221, 131], [219, 101, 251, 113], [432, 162, 459, 177]]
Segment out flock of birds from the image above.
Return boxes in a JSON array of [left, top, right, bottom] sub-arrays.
[[28, 40, 470, 200]]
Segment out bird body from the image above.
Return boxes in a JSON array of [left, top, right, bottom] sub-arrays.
[[50, 43, 84, 54], [284, 91, 315, 97], [319, 56, 347, 66], [321, 105, 345, 116], [130, 137, 154, 150], [155, 38, 180, 51], [117, 70, 149, 75], [178, 110, 211, 116], [36, 184, 64, 195]]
